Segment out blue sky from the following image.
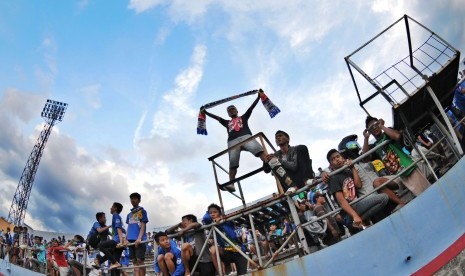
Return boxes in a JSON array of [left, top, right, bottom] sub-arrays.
[[0, 0, 464, 234]]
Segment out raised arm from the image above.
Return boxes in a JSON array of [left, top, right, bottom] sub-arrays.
[[379, 119, 401, 141], [203, 109, 224, 123], [243, 93, 261, 118], [362, 129, 371, 154], [96, 225, 111, 233], [165, 222, 182, 235]]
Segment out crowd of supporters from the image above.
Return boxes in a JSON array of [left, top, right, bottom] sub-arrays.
[[0, 79, 463, 276]]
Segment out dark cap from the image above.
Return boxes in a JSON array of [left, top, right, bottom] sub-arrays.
[[326, 149, 339, 162], [226, 105, 236, 111], [365, 116, 378, 128], [275, 130, 289, 139]]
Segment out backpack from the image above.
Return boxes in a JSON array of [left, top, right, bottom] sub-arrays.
[[303, 210, 327, 243]]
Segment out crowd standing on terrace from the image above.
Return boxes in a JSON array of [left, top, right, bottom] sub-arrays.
[[1, 79, 464, 275]]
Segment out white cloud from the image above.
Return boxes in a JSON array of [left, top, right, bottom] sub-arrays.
[[128, 0, 167, 14], [151, 44, 206, 136]]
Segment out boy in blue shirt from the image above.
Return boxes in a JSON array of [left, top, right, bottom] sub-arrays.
[[154, 231, 184, 276], [203, 203, 248, 275], [95, 202, 125, 272], [87, 212, 111, 249], [125, 192, 149, 276]]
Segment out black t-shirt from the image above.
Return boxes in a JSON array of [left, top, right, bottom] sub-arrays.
[[219, 109, 253, 141], [328, 169, 358, 204]]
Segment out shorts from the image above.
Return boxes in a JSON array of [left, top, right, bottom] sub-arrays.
[[128, 240, 146, 261], [222, 251, 247, 275], [188, 255, 215, 276], [228, 134, 264, 169], [52, 261, 69, 276]]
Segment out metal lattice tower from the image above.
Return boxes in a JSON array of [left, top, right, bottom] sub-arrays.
[[7, 99, 68, 226]]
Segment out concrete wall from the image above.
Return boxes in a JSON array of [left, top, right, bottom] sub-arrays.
[[0, 258, 42, 276]]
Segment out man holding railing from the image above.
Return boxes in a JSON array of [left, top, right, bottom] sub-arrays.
[[362, 116, 430, 196], [30, 236, 46, 273], [125, 192, 149, 276], [266, 130, 315, 190], [326, 149, 388, 230], [166, 214, 215, 276]]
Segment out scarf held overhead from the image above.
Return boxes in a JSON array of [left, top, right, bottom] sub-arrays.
[[197, 89, 280, 135]]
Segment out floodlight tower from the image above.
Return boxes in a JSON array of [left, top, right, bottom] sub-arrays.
[[7, 99, 68, 226]]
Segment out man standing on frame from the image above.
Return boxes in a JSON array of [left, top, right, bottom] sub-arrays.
[[203, 90, 296, 194]]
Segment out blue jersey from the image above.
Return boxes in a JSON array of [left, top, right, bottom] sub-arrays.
[[154, 242, 184, 276], [126, 206, 149, 241], [87, 222, 101, 239], [120, 248, 130, 266], [202, 211, 244, 252], [112, 213, 125, 243]]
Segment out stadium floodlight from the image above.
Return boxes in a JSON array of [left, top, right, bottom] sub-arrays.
[[41, 99, 68, 122], [8, 99, 68, 226]]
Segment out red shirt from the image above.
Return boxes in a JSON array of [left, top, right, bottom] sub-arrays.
[[47, 246, 68, 267]]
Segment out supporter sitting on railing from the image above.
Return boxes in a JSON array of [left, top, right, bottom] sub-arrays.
[[326, 149, 389, 231], [266, 130, 315, 192], [94, 202, 125, 271], [166, 214, 215, 276], [154, 231, 184, 276], [363, 116, 430, 196], [203, 203, 248, 276], [29, 236, 46, 273], [87, 212, 111, 250]]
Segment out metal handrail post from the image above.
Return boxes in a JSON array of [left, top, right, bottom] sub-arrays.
[[211, 162, 226, 215], [83, 247, 87, 276], [213, 227, 260, 269], [248, 214, 263, 267], [398, 111, 439, 181], [212, 227, 223, 276], [426, 85, 463, 155], [286, 195, 310, 255], [190, 230, 213, 275], [429, 111, 461, 160], [263, 227, 299, 268]]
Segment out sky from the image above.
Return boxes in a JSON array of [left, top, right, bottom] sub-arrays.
[[0, 0, 464, 235]]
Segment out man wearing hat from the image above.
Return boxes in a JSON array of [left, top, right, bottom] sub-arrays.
[[266, 130, 315, 192], [203, 94, 268, 192]]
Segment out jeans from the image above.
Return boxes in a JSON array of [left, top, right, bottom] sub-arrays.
[[352, 193, 389, 220]]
